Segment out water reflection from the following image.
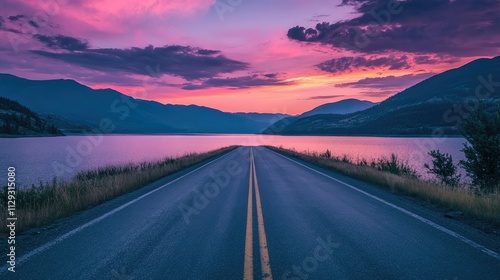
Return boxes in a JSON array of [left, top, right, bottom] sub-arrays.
[[0, 135, 466, 187]]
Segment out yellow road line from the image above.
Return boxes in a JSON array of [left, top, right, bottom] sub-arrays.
[[244, 148, 273, 280], [243, 148, 254, 280], [252, 149, 273, 280]]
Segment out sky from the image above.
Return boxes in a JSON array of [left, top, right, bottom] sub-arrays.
[[0, 0, 499, 114]]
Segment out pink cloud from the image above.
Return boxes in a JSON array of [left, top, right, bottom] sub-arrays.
[[1, 0, 214, 46], [60, 0, 213, 33], [78, 0, 214, 17]]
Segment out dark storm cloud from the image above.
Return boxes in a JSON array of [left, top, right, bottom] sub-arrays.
[[287, 0, 500, 57], [28, 20, 39, 28], [32, 45, 249, 81], [317, 55, 410, 74], [181, 73, 292, 90], [197, 49, 220, 55], [263, 73, 278, 78], [8, 15, 27, 21], [33, 35, 89, 51]]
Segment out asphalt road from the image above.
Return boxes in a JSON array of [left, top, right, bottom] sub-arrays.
[[2, 146, 499, 279]]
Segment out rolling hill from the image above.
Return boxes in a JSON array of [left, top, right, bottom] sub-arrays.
[[301, 99, 376, 117], [264, 99, 377, 134], [0, 97, 62, 136]]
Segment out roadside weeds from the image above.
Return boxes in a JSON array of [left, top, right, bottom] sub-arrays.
[[267, 146, 500, 226]]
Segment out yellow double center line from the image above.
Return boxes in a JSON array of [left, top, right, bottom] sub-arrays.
[[244, 148, 273, 280]]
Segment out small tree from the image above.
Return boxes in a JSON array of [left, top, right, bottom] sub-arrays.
[[321, 149, 332, 159], [48, 124, 59, 134], [2, 118, 12, 133], [425, 150, 461, 187], [459, 105, 500, 193]]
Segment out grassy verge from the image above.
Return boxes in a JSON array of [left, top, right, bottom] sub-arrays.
[[0, 146, 238, 233], [267, 146, 500, 226]]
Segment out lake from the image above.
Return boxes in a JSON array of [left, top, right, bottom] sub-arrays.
[[0, 135, 467, 188]]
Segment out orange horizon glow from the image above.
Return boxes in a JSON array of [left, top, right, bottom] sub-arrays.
[[87, 56, 472, 115]]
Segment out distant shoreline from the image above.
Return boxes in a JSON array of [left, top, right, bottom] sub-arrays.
[[0, 132, 465, 139], [0, 133, 65, 138]]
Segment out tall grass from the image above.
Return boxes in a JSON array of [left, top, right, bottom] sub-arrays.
[[268, 146, 500, 225], [0, 146, 238, 233]]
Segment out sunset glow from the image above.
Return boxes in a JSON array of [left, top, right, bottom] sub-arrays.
[[0, 0, 498, 114]]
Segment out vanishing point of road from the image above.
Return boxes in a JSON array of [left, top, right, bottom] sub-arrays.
[[2, 147, 499, 279]]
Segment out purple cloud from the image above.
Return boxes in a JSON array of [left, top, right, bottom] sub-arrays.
[[317, 55, 410, 74], [33, 35, 89, 51], [336, 73, 434, 89], [303, 94, 346, 100], [181, 73, 292, 90], [413, 54, 460, 65], [287, 0, 500, 57], [32, 45, 249, 81]]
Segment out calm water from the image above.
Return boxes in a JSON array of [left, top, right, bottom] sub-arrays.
[[0, 135, 467, 188]]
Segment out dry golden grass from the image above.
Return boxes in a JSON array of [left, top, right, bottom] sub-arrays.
[[0, 146, 238, 233], [267, 146, 500, 225]]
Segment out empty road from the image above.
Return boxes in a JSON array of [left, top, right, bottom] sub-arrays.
[[2, 146, 499, 279]]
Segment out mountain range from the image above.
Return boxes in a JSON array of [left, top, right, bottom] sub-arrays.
[[0, 56, 499, 136], [265, 56, 500, 135], [0, 74, 290, 134]]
